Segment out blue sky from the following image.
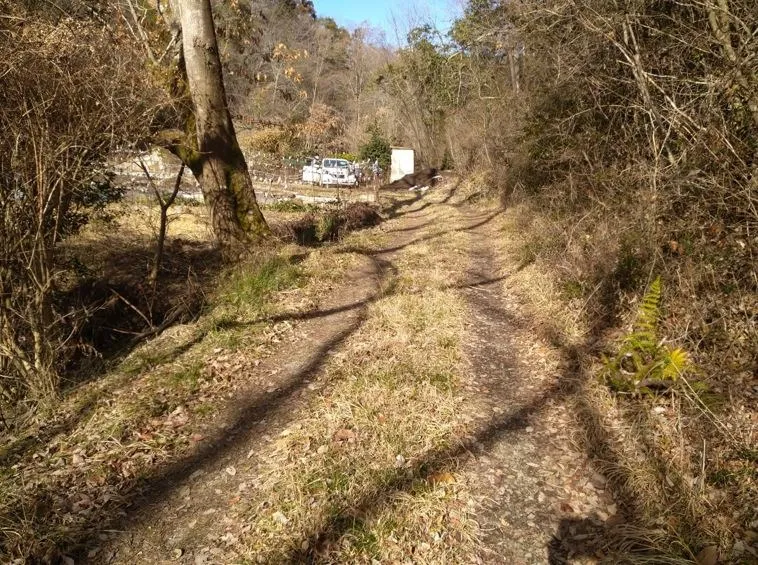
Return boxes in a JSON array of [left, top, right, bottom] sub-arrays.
[[314, 0, 462, 44]]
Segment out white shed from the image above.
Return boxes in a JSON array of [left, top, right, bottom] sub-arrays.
[[390, 147, 414, 182]]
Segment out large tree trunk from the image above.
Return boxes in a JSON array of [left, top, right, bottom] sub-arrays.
[[177, 0, 268, 249]]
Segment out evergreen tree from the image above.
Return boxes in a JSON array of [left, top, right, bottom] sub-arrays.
[[359, 122, 391, 169]]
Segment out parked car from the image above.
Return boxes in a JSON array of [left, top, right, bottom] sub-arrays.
[[301, 157, 359, 187], [319, 158, 358, 186]]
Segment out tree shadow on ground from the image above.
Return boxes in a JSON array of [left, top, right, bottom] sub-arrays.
[[288, 378, 576, 562], [212, 275, 510, 334], [382, 191, 425, 218], [385, 219, 435, 233], [277, 317, 711, 562], [0, 240, 222, 467], [57, 237, 222, 390], [53, 197, 438, 559], [1, 240, 374, 560], [381, 177, 468, 219], [551, 340, 716, 560], [267, 188, 713, 562], [207, 203, 505, 334], [274, 341, 670, 563], [54, 271, 387, 561], [3, 191, 434, 466], [1, 185, 510, 562], [60, 193, 506, 559], [339, 209, 503, 257], [547, 516, 614, 564]]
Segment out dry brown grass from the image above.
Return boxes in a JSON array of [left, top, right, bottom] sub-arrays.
[[0, 192, 379, 560], [59, 198, 214, 305], [230, 198, 482, 563], [0, 243, 311, 559], [74, 198, 211, 247]]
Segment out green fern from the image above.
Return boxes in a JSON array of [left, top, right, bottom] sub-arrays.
[[618, 276, 661, 357], [635, 276, 661, 333], [661, 347, 689, 380], [602, 277, 693, 394]]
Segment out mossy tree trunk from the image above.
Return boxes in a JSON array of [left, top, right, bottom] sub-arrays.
[[176, 0, 269, 250]]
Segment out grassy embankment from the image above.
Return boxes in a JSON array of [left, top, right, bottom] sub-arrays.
[[0, 198, 355, 560]]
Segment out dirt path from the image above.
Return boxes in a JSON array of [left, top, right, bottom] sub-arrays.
[[95, 198, 434, 564], [93, 261, 381, 563], [455, 208, 618, 564], [93, 186, 618, 564]]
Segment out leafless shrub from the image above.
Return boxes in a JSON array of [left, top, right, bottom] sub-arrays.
[[516, 0, 757, 351], [0, 7, 168, 412]]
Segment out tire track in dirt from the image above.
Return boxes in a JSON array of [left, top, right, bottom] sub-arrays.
[[457, 207, 617, 564]]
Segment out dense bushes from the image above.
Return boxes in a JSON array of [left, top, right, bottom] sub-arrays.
[[500, 0, 757, 556], [0, 6, 167, 410], [512, 0, 757, 382]]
